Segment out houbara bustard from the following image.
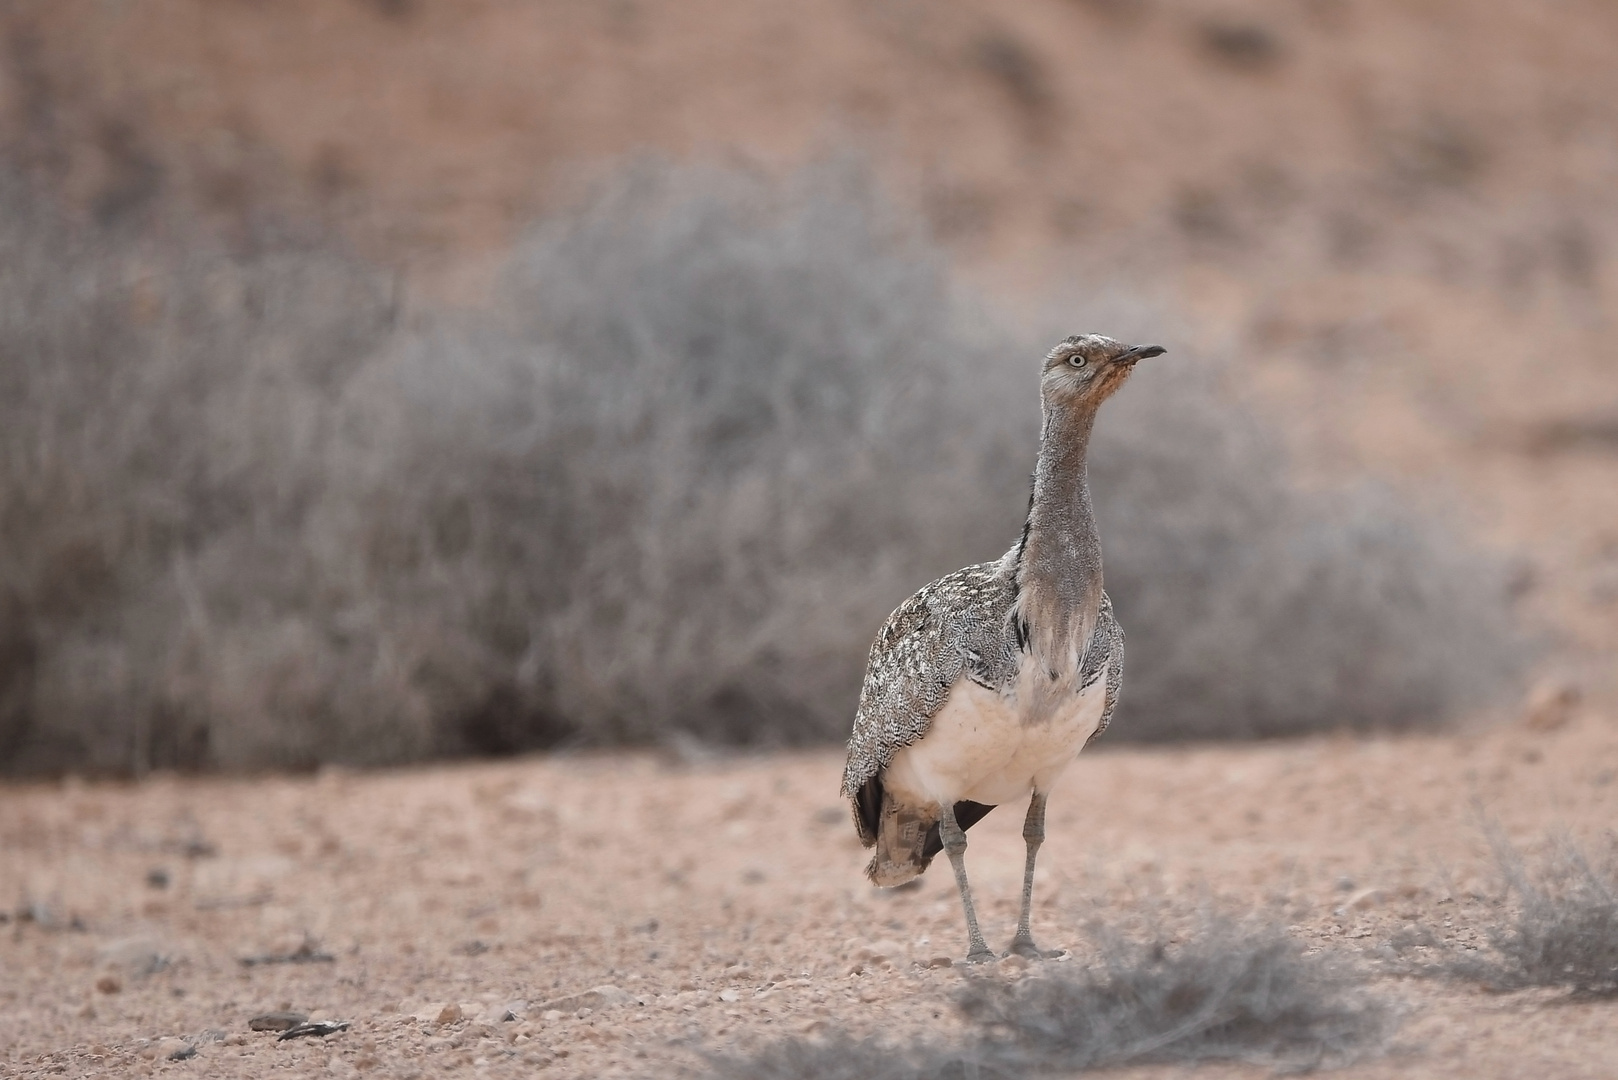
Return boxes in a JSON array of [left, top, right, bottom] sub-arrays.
[[842, 334, 1165, 963]]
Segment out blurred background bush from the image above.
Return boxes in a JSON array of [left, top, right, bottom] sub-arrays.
[[0, 159, 1525, 773], [8, 0, 1614, 775]]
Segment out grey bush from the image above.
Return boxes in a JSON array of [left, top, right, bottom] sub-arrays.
[[958, 914, 1395, 1071], [1092, 360, 1528, 739], [378, 164, 1029, 749], [0, 170, 404, 771], [709, 912, 1395, 1077], [0, 159, 1526, 772], [1431, 833, 1618, 997]]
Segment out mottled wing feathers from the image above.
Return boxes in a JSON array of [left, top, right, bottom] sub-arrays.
[[840, 561, 1019, 803], [1084, 591, 1126, 749]]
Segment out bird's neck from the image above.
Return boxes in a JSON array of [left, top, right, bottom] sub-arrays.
[[1013, 400, 1103, 670]]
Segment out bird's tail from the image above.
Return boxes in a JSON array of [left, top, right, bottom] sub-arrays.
[[864, 793, 939, 887]]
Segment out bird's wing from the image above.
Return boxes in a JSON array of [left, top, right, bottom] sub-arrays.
[[841, 562, 1018, 802], [1083, 591, 1126, 749]]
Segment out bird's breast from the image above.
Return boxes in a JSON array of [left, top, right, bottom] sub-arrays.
[[882, 659, 1109, 809]]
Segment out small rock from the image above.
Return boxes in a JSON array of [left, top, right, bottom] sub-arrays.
[[925, 955, 953, 969], [999, 954, 1030, 972], [249, 1012, 308, 1032], [146, 868, 170, 889], [436, 1003, 463, 1025], [541, 1009, 562, 1022], [95, 974, 122, 995], [717, 988, 741, 1003], [167, 1042, 197, 1061]]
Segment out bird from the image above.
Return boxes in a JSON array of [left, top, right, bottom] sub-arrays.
[[842, 333, 1164, 963]]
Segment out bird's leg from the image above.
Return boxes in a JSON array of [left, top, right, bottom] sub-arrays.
[[1008, 792, 1060, 959], [939, 801, 996, 964]]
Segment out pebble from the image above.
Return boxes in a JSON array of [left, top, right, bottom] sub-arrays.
[[437, 1003, 463, 1025], [717, 988, 741, 1003]]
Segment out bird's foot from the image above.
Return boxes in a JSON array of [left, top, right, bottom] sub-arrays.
[[1005, 935, 1066, 961], [961, 946, 999, 965]]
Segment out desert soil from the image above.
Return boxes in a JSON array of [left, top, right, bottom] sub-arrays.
[[4, 704, 1617, 1079]]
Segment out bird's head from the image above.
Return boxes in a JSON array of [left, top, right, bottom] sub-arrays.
[[1040, 334, 1166, 408]]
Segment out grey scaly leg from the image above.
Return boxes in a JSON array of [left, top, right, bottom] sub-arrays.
[[1008, 792, 1059, 959], [939, 801, 996, 964]]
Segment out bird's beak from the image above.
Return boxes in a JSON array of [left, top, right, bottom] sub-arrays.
[[1115, 344, 1167, 365]]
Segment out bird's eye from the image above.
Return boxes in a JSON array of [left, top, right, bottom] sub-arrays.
[[1067, 354, 1086, 368]]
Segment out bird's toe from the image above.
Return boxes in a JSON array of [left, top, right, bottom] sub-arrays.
[[1006, 938, 1066, 961]]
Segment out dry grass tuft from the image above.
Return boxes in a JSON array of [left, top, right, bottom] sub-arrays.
[[1432, 834, 1618, 997], [709, 913, 1395, 1077], [1092, 360, 1528, 740], [959, 914, 1395, 1071]]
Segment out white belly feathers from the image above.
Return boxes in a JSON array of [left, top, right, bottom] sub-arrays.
[[882, 660, 1109, 808]]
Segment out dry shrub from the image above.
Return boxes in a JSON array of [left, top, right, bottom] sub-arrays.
[[1433, 833, 1618, 997], [0, 170, 405, 771], [1092, 361, 1528, 739], [709, 913, 1395, 1078], [959, 915, 1394, 1071], [370, 163, 1027, 750], [0, 159, 1527, 772]]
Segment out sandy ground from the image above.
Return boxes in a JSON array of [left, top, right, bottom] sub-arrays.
[[4, 703, 1617, 1079]]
